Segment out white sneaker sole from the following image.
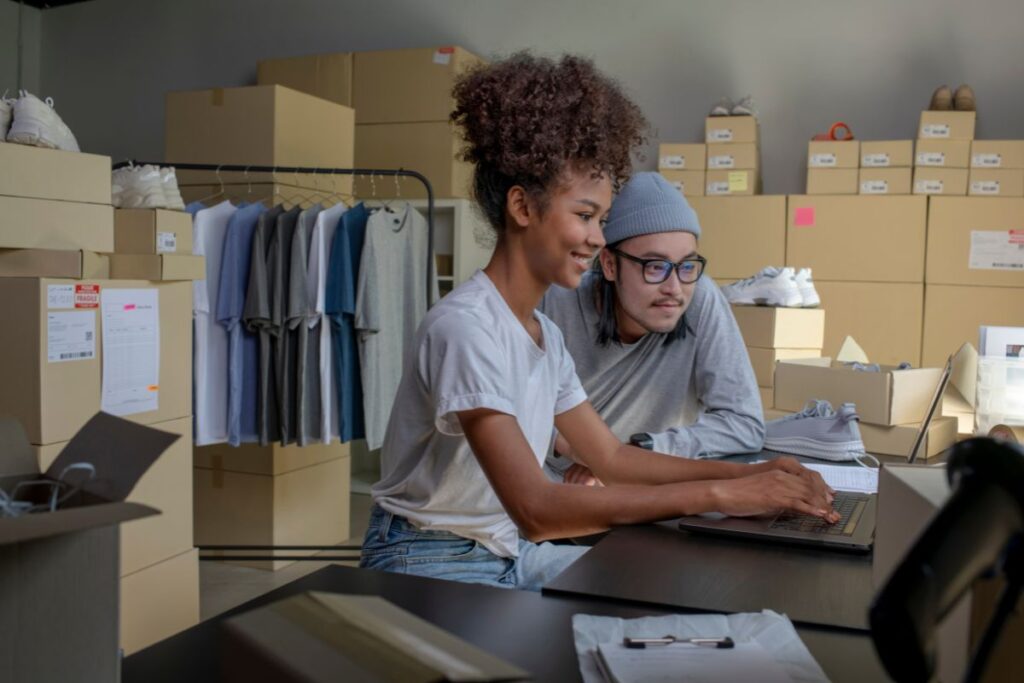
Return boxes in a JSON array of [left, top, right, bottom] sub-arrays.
[[728, 291, 804, 307], [763, 435, 865, 459]]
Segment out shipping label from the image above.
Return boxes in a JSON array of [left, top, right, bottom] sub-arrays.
[[969, 230, 1024, 271], [921, 123, 951, 138], [47, 284, 75, 309], [916, 152, 946, 166], [972, 153, 1002, 168], [708, 154, 735, 169], [47, 311, 96, 363], [707, 129, 733, 143], [970, 180, 1001, 196], [809, 153, 837, 168], [660, 155, 685, 169], [156, 232, 177, 253], [860, 180, 889, 194], [915, 180, 944, 194], [861, 153, 891, 167], [706, 181, 730, 195]]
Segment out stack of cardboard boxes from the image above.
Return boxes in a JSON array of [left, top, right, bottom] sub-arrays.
[[912, 110, 975, 196], [704, 115, 761, 196], [657, 143, 706, 197], [968, 140, 1024, 197], [805, 140, 860, 194], [858, 141, 914, 195], [109, 209, 204, 280], [0, 144, 198, 654]]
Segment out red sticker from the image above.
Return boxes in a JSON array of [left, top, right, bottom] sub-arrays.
[[794, 207, 815, 227], [74, 284, 100, 308], [437, 46, 455, 54]]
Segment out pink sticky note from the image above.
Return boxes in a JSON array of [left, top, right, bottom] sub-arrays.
[[794, 207, 815, 227]]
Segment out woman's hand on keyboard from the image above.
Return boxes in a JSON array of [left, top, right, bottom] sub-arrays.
[[710, 469, 841, 522]]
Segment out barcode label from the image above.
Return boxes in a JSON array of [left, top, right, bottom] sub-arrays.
[[707, 129, 733, 142], [917, 152, 946, 166], [915, 179, 944, 194], [861, 180, 889, 194], [156, 231, 177, 253], [972, 153, 1002, 168], [921, 123, 951, 138], [969, 230, 1024, 271], [971, 181, 1001, 195], [660, 155, 685, 169], [810, 153, 837, 168], [862, 153, 891, 167], [47, 311, 96, 363], [706, 181, 730, 195], [708, 155, 734, 169]]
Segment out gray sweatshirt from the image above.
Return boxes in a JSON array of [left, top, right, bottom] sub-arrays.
[[539, 272, 764, 459]]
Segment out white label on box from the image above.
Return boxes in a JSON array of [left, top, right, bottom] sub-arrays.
[[971, 180, 1001, 195], [862, 153, 891, 167], [810, 153, 837, 168], [47, 311, 95, 363], [707, 129, 733, 142], [101, 288, 160, 416], [969, 230, 1024, 271], [921, 123, 951, 138], [917, 152, 946, 166], [915, 179, 944, 194], [861, 180, 890, 194], [708, 154, 734, 169], [47, 284, 75, 309], [660, 155, 685, 169], [156, 232, 177, 253], [432, 49, 452, 65], [670, 181, 684, 192], [706, 181, 730, 195], [973, 153, 1002, 168]]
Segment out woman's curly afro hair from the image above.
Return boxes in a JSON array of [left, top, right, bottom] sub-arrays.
[[450, 52, 648, 233]]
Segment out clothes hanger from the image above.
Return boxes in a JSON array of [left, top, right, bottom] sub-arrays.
[[194, 165, 227, 205]]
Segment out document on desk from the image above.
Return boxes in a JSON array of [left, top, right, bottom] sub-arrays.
[[101, 288, 160, 416], [595, 641, 794, 683], [803, 463, 878, 494]]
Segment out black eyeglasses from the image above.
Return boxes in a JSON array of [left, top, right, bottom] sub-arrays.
[[612, 249, 707, 284]]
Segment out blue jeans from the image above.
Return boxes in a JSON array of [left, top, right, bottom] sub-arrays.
[[360, 505, 588, 592]]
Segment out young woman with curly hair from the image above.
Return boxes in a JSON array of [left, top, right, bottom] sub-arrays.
[[361, 53, 836, 591]]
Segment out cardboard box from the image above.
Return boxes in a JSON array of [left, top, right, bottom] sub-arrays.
[[774, 358, 942, 425], [913, 168, 969, 195], [970, 140, 1024, 169], [705, 169, 758, 196], [120, 547, 199, 655], [747, 346, 822, 387], [354, 121, 471, 198], [352, 46, 485, 124], [918, 110, 976, 140], [108, 253, 205, 281], [705, 116, 759, 144], [690, 196, 786, 279], [925, 197, 1024, 287], [0, 249, 108, 279], [808, 141, 860, 169], [860, 140, 914, 168], [0, 143, 111, 204], [658, 143, 707, 171], [165, 85, 355, 168], [786, 196, 927, 282], [0, 279, 192, 445], [968, 169, 1024, 197], [922, 285, 1024, 367], [806, 168, 859, 194], [659, 170, 705, 197], [860, 417, 957, 459], [257, 51, 353, 107], [731, 306, 825, 349], [915, 140, 971, 168], [859, 168, 913, 195], [814, 281, 924, 367], [194, 455, 350, 570], [0, 414, 175, 681], [707, 142, 759, 170], [114, 209, 193, 254], [0, 195, 114, 252], [194, 440, 349, 476], [34, 415, 192, 578], [760, 387, 774, 411]]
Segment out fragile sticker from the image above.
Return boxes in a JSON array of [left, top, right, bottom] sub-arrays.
[[860, 180, 889, 194], [706, 181, 730, 195], [47, 311, 95, 363], [709, 155, 735, 169], [660, 155, 685, 169], [707, 129, 733, 143], [75, 284, 101, 308], [861, 153, 891, 167], [47, 284, 75, 309], [810, 153, 837, 168], [916, 152, 946, 166], [972, 153, 1002, 168], [794, 207, 815, 227], [433, 47, 454, 65], [969, 230, 1024, 271], [156, 232, 177, 253], [921, 123, 951, 138], [971, 180, 1001, 195]]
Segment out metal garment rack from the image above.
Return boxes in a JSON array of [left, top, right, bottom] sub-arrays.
[[113, 161, 438, 563]]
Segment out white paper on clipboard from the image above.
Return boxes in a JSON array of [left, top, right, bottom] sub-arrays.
[[101, 288, 160, 416]]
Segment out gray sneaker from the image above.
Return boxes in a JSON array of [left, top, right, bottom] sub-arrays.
[[764, 400, 866, 461]]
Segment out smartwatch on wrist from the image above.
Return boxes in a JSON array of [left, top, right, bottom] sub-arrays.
[[629, 432, 654, 450]]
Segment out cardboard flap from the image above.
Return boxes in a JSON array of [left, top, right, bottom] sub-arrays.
[[947, 342, 978, 409], [836, 336, 870, 364], [0, 501, 158, 545], [0, 415, 39, 478], [45, 412, 180, 502]]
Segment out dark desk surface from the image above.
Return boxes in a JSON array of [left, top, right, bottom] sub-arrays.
[[122, 565, 888, 683], [544, 522, 874, 631]]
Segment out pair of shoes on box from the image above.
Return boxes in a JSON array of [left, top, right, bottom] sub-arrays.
[[112, 164, 186, 210], [709, 95, 756, 117], [0, 90, 80, 152], [929, 84, 975, 112], [720, 266, 820, 308]]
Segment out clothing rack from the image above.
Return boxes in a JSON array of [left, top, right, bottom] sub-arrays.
[[113, 161, 436, 310]]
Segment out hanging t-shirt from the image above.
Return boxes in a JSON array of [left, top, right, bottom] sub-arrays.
[[192, 200, 237, 446], [307, 202, 347, 444], [288, 203, 323, 446], [355, 203, 439, 450], [216, 202, 266, 446], [268, 206, 302, 445], [326, 203, 369, 443], [243, 204, 284, 446]]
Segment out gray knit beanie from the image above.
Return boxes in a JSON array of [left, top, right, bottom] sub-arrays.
[[603, 172, 701, 244]]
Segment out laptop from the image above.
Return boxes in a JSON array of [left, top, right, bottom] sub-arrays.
[[676, 356, 954, 553]]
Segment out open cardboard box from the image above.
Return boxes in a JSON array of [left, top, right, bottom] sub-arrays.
[[0, 412, 178, 681]]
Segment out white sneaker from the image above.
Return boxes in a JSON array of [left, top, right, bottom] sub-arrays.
[[116, 165, 168, 208], [731, 95, 757, 117], [0, 93, 13, 142], [6, 91, 80, 152], [794, 267, 821, 307], [709, 97, 733, 117], [160, 167, 186, 210], [721, 266, 803, 307]]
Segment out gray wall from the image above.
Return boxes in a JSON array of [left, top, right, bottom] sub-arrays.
[[28, 0, 1024, 194], [0, 1, 41, 96]]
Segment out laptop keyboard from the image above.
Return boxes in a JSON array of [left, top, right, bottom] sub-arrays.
[[769, 492, 870, 537]]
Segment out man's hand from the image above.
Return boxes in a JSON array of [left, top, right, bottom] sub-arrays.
[[710, 468, 840, 522], [747, 456, 835, 503], [563, 464, 603, 487]]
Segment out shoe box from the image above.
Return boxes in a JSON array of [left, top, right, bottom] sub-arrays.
[[0, 278, 191, 446], [108, 253, 205, 281], [114, 208, 192, 254], [760, 387, 774, 411], [120, 547, 199, 655], [731, 305, 825, 349], [257, 51, 354, 107], [967, 169, 1024, 197], [913, 167, 968, 195], [806, 168, 858, 195], [746, 346, 822, 387], [705, 169, 760, 196], [922, 284, 1024, 367], [0, 143, 111, 204], [812, 281, 924, 367], [0, 194, 113, 252], [858, 417, 957, 459], [914, 140, 971, 168], [707, 142, 759, 171], [926, 197, 1024, 287], [354, 120, 472, 198], [860, 141, 914, 169], [0, 248, 108, 278], [918, 111, 977, 141], [808, 141, 860, 169], [705, 116, 759, 144], [785, 196, 927, 283], [858, 168, 913, 195], [970, 140, 1024, 170], [658, 143, 707, 171], [689, 196, 785, 279], [659, 170, 705, 197]]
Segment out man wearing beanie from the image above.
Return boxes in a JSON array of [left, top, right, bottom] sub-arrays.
[[541, 172, 763, 479]]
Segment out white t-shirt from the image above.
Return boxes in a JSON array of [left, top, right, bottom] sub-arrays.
[[192, 200, 236, 446], [307, 202, 347, 443], [371, 271, 587, 558]]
